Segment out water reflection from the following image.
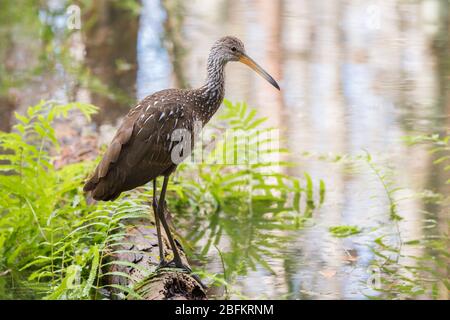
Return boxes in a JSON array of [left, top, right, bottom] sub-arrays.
[[136, 0, 449, 299], [137, 0, 172, 99]]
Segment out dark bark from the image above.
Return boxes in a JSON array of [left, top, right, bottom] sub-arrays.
[[0, 96, 16, 132]]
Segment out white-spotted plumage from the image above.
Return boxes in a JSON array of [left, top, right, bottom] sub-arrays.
[[84, 36, 250, 201]]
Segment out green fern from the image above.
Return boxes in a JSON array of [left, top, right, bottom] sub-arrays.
[[0, 99, 324, 299], [167, 100, 323, 288], [0, 101, 148, 299]]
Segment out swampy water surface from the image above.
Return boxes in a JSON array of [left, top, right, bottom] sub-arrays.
[[135, 0, 449, 299], [1, 0, 447, 300]]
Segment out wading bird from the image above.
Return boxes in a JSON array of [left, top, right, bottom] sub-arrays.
[[84, 36, 280, 273]]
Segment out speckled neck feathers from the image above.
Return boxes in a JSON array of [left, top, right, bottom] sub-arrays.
[[196, 51, 226, 123]]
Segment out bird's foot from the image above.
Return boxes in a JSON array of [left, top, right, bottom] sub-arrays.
[[156, 259, 207, 289], [156, 259, 191, 272]]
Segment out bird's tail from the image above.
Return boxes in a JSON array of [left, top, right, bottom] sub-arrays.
[[83, 168, 120, 201], [83, 175, 97, 193]]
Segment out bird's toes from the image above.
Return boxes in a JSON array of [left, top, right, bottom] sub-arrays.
[[156, 259, 187, 271], [156, 259, 171, 270]]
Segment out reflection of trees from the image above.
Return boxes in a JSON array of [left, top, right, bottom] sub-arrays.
[[433, 0, 449, 127], [0, 1, 142, 129], [0, 1, 42, 132], [81, 0, 140, 124], [168, 101, 321, 296], [251, 0, 284, 129], [426, 0, 449, 300], [162, 0, 188, 89]]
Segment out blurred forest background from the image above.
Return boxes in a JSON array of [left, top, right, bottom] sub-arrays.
[[0, 0, 448, 299]]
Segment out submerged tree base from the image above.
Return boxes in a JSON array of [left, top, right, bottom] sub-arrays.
[[106, 217, 207, 300], [133, 270, 207, 300]]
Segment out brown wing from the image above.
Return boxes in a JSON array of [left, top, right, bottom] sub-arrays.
[[84, 90, 194, 201]]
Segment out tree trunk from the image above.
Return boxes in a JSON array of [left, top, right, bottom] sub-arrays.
[[106, 213, 207, 300], [81, 0, 139, 125], [162, 0, 188, 89], [0, 96, 16, 132]]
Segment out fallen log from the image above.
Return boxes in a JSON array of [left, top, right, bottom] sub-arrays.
[[105, 214, 207, 300]]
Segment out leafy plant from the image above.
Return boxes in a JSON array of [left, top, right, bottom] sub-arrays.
[[403, 134, 450, 184], [304, 146, 448, 300], [364, 135, 450, 300], [0, 99, 325, 299], [329, 225, 361, 238], [166, 100, 324, 292], [367, 227, 449, 300], [0, 101, 148, 299]]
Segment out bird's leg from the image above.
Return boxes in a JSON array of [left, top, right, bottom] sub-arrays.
[[152, 179, 166, 265], [156, 175, 185, 269], [155, 175, 207, 289]]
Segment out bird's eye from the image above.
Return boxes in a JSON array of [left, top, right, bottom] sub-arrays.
[[231, 46, 237, 52]]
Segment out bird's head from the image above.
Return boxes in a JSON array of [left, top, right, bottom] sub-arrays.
[[211, 36, 280, 90]]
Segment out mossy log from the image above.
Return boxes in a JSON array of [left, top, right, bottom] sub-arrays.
[[105, 214, 207, 300]]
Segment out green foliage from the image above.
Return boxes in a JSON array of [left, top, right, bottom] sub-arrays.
[[0, 0, 40, 94], [167, 100, 323, 292], [365, 135, 450, 299], [328, 225, 361, 238], [111, 0, 142, 15], [0, 100, 322, 300], [367, 227, 449, 300], [403, 134, 450, 184], [0, 0, 135, 110], [0, 101, 148, 299], [363, 151, 403, 221], [305, 146, 448, 299]]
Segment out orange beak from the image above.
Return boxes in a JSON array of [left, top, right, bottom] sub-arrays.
[[239, 53, 280, 90]]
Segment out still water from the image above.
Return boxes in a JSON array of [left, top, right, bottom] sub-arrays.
[[138, 0, 448, 299]]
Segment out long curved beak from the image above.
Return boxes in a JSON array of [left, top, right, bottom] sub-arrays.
[[239, 53, 280, 90]]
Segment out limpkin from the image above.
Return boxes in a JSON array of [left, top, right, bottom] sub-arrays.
[[84, 36, 280, 275]]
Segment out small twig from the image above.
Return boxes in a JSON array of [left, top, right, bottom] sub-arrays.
[[214, 244, 228, 298], [0, 269, 11, 277]]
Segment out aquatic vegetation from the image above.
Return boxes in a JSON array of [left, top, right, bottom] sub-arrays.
[[166, 100, 323, 295], [0, 101, 151, 299], [366, 134, 450, 299], [363, 140, 448, 300], [303, 144, 448, 300], [0, 100, 321, 299], [403, 134, 450, 185], [328, 225, 362, 238]]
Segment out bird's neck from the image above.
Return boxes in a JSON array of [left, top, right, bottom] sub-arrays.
[[196, 55, 226, 123]]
